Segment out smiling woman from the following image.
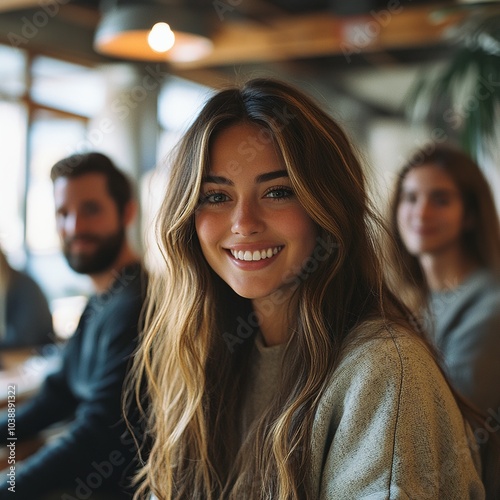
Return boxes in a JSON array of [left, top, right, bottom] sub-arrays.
[[195, 123, 318, 346], [388, 144, 500, 418], [396, 164, 469, 269], [129, 79, 499, 499]]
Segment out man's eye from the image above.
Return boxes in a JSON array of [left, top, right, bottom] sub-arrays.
[[81, 202, 102, 216]]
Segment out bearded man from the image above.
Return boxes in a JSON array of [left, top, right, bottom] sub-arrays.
[[0, 153, 146, 499]]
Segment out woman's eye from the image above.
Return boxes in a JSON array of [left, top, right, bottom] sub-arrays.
[[400, 192, 417, 204], [265, 187, 294, 200], [201, 192, 229, 205], [432, 195, 451, 206]]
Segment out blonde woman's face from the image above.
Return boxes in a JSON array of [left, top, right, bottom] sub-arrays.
[[397, 164, 466, 258], [195, 123, 318, 306]]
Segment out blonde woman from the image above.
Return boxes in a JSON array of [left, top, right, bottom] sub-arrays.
[[131, 79, 498, 499]]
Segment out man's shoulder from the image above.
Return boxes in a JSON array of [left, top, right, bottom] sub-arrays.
[[100, 262, 146, 305], [110, 262, 147, 298], [81, 263, 146, 326]]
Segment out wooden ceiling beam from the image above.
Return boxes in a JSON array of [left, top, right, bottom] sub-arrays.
[[0, 2, 469, 69], [168, 5, 467, 69], [0, 0, 41, 13], [58, 4, 102, 29]]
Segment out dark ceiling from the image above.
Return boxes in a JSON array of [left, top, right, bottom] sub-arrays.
[[0, 0, 482, 65], [0, 0, 498, 115]]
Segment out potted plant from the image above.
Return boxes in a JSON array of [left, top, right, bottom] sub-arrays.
[[405, 10, 500, 161]]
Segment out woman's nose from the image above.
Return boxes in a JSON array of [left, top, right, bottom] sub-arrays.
[[231, 201, 265, 236], [413, 199, 433, 219]]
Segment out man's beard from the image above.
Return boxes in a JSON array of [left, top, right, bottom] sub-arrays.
[[63, 226, 126, 275]]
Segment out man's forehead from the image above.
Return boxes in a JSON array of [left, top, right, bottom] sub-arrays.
[[54, 172, 109, 189], [53, 173, 110, 205]]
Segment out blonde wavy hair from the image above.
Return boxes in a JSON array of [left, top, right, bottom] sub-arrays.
[[129, 79, 495, 499]]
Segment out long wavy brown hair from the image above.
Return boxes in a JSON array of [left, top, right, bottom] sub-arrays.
[[130, 80, 499, 499]]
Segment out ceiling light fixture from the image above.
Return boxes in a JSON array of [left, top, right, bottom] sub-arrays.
[[148, 22, 175, 52], [94, 2, 213, 63]]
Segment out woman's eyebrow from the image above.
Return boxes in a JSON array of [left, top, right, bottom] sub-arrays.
[[402, 186, 458, 195], [255, 170, 288, 183], [202, 170, 289, 186], [202, 175, 232, 185], [429, 188, 461, 198]]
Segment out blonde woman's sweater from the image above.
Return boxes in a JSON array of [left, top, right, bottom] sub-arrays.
[[244, 323, 484, 499]]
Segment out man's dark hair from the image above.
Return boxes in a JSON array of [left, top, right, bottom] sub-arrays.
[[50, 152, 133, 215]]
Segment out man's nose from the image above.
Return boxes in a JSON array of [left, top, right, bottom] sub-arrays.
[[60, 213, 86, 237]]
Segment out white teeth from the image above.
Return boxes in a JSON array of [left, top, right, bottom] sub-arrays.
[[231, 246, 282, 261]]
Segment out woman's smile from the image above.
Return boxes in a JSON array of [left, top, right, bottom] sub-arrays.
[[229, 245, 283, 262]]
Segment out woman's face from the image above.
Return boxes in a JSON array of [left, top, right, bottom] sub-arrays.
[[195, 122, 318, 306], [397, 164, 467, 258]]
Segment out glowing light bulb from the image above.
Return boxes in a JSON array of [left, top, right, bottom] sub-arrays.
[[148, 22, 175, 52]]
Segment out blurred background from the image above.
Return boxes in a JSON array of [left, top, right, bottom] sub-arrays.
[[0, 0, 499, 337]]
